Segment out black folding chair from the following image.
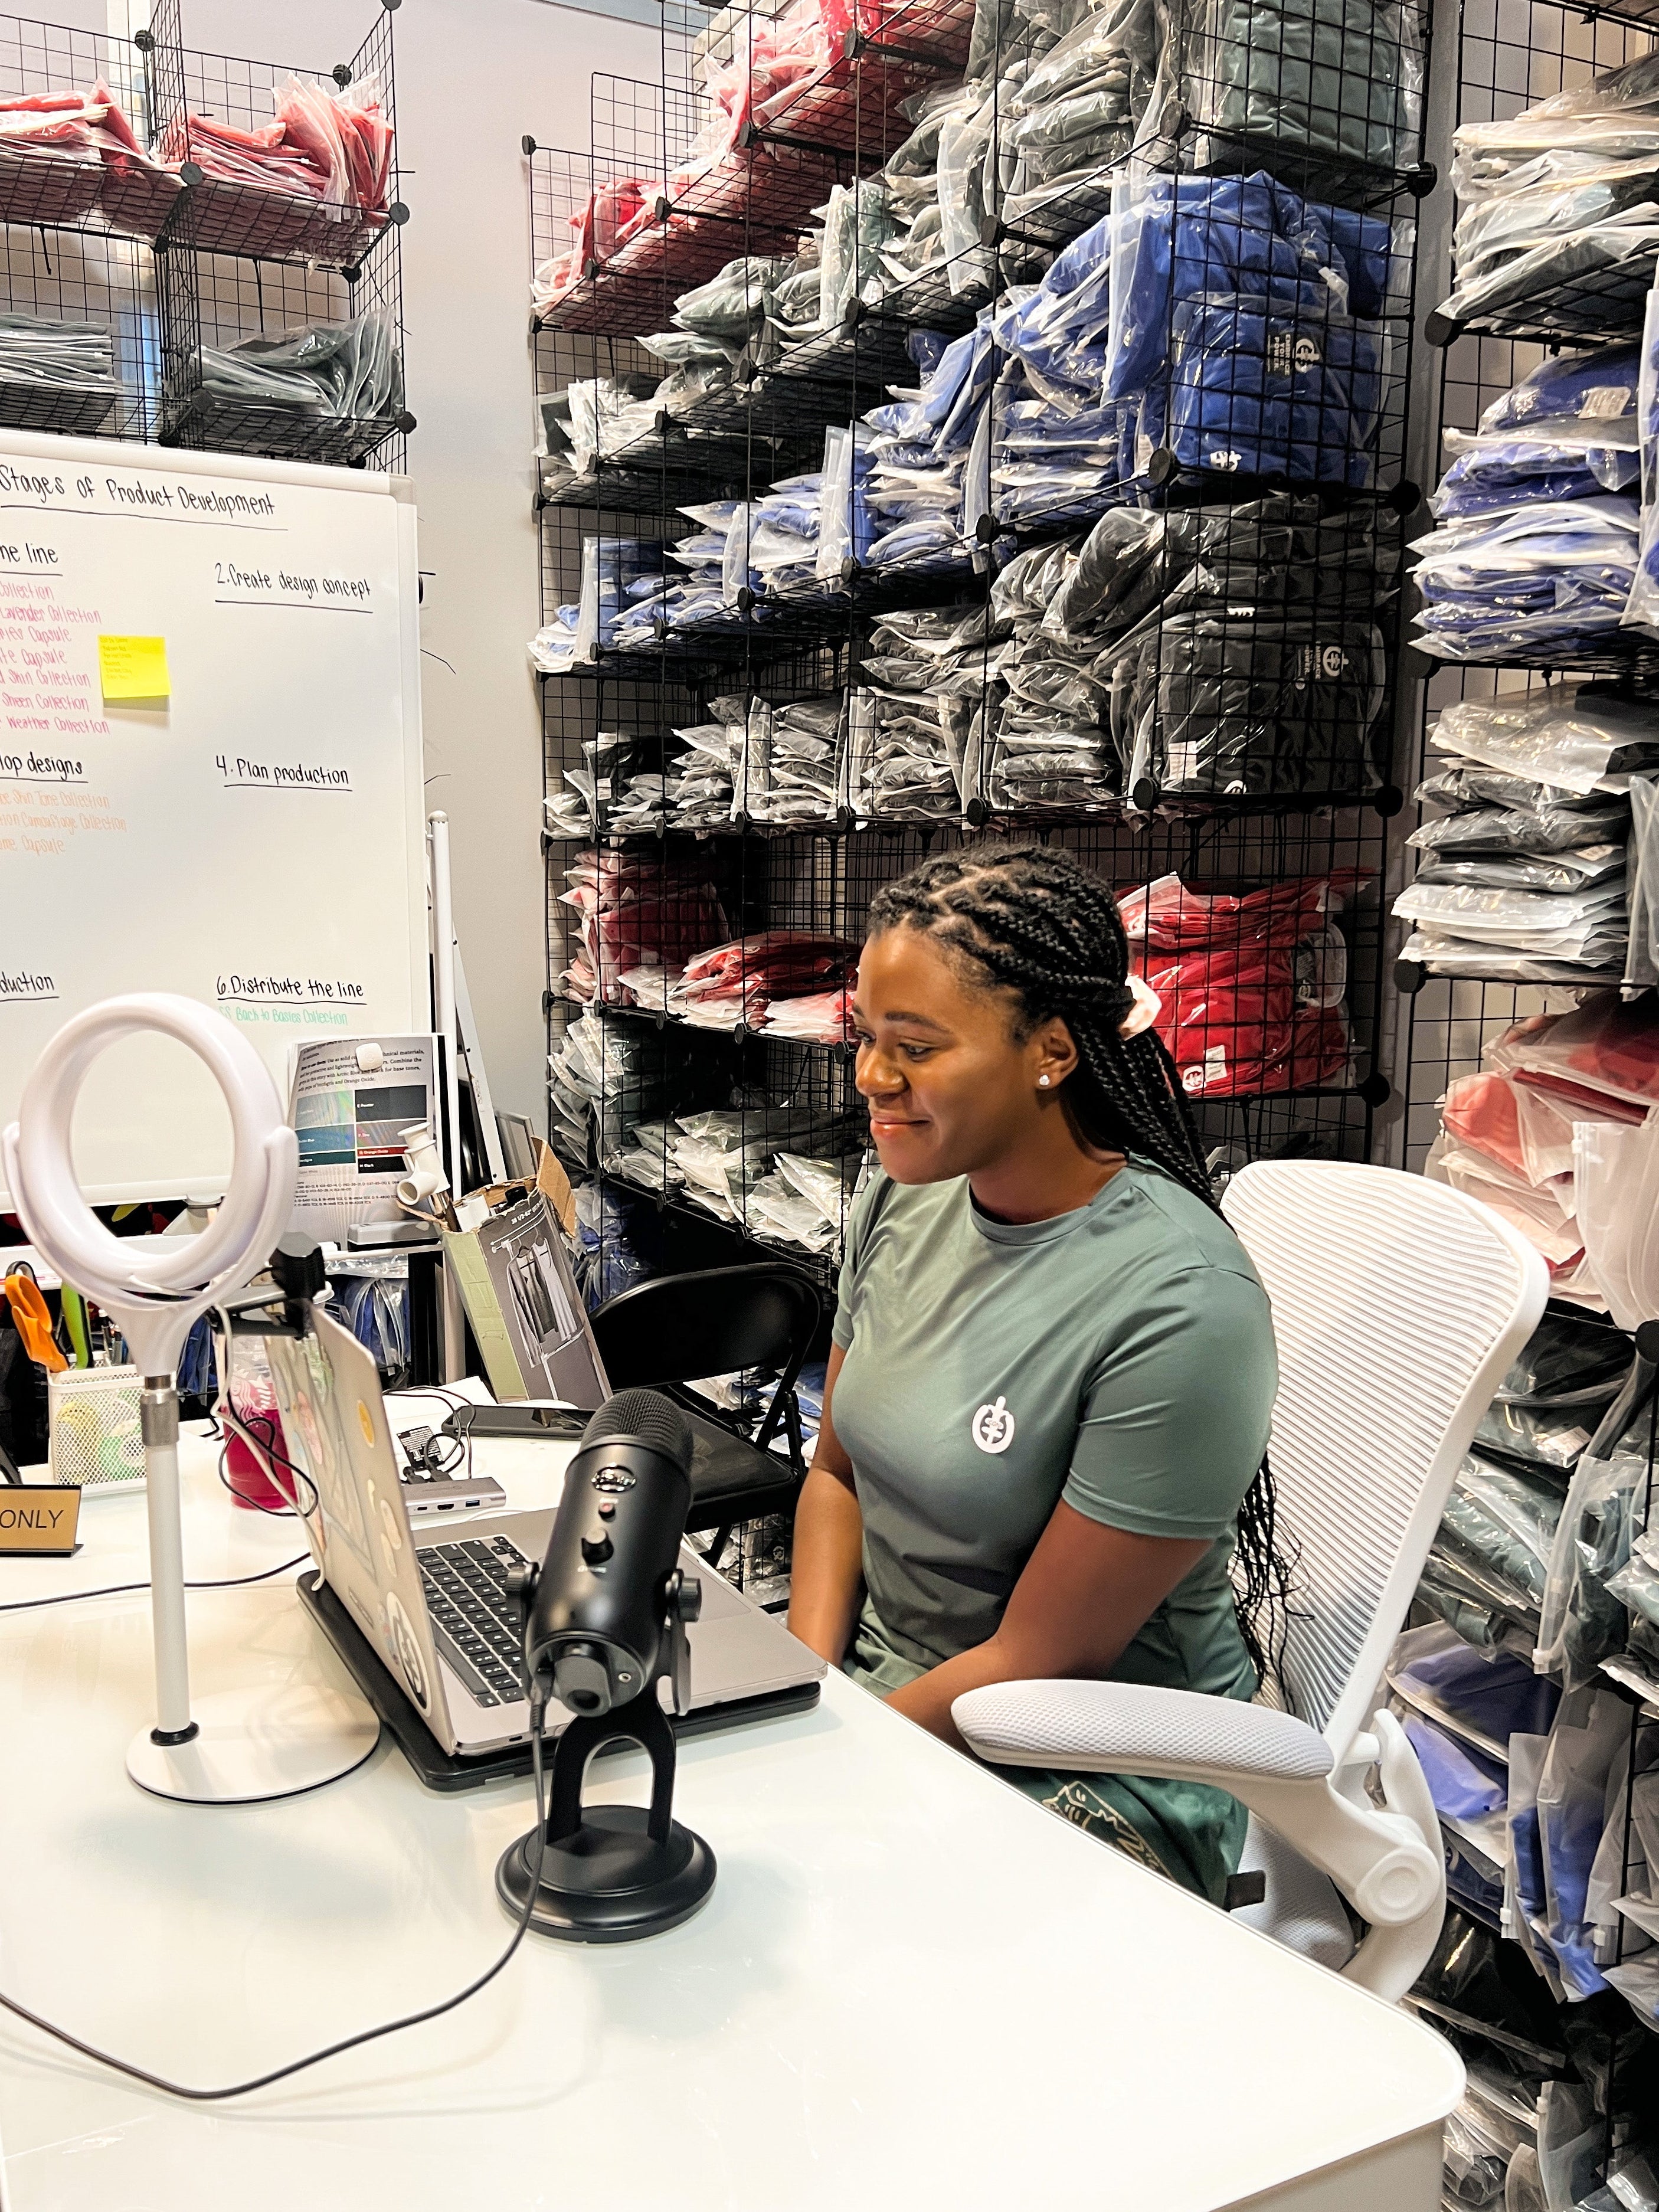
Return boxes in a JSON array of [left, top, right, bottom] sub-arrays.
[[588, 1264, 823, 1566]]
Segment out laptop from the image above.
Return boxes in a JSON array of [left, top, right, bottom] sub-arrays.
[[266, 1308, 824, 1763]]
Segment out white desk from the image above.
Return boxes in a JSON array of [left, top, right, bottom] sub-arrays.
[[0, 1415, 1460, 2212]]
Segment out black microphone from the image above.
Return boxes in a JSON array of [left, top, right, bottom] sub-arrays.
[[521, 1389, 697, 1719]]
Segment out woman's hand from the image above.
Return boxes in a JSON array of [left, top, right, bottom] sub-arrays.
[[786, 1346, 865, 1667], [882, 1501, 1209, 1750]]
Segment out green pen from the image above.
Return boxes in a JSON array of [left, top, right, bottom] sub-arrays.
[[60, 1284, 91, 1369]]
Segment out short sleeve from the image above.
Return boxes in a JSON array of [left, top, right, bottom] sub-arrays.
[[1063, 1265, 1276, 1543], [831, 1170, 891, 1350]]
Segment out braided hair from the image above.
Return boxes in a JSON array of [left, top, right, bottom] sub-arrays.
[[866, 839, 1294, 1691]]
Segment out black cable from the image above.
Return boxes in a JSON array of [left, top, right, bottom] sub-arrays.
[[0, 1697, 552, 2100], [0, 1555, 310, 1614]]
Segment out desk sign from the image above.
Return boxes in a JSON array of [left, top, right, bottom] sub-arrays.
[[0, 1485, 81, 1555]]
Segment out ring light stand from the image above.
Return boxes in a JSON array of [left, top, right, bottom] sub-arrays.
[[1, 994, 380, 1805]]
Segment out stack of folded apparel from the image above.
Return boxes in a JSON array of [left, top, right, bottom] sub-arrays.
[[1107, 172, 1393, 492], [1414, 351, 1644, 663], [979, 538, 1116, 808], [1394, 684, 1659, 981], [544, 729, 632, 840], [1421, 993, 1659, 1300], [536, 372, 667, 492], [1437, 51, 1659, 336], [987, 221, 1129, 532], [668, 930, 858, 1030], [741, 471, 824, 598], [772, 1149, 865, 1242], [848, 608, 984, 817], [195, 307, 402, 422], [663, 499, 739, 633], [0, 81, 177, 235], [549, 1012, 718, 1166], [1118, 870, 1366, 1098], [1415, 1314, 1629, 1650], [1176, 0, 1422, 181], [0, 309, 120, 430], [1435, 343, 1641, 520], [159, 71, 394, 262], [749, 695, 843, 824], [1106, 501, 1386, 802], [762, 985, 855, 1042], [663, 1101, 865, 1229], [642, 253, 783, 392], [664, 711, 737, 829], [1000, 0, 1157, 228], [556, 846, 728, 1006]]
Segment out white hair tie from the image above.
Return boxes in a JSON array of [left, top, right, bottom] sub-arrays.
[[1120, 974, 1163, 1039]]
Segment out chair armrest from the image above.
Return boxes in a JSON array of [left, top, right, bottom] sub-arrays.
[[953, 1680, 1334, 1788]]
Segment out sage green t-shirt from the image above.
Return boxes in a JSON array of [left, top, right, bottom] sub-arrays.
[[829, 1160, 1278, 1899]]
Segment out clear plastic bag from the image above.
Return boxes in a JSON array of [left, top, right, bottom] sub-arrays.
[[1536, 1352, 1658, 1684], [1431, 680, 1659, 796], [1441, 1451, 1566, 1607]]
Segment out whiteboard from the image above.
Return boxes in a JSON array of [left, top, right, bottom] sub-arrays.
[[0, 431, 426, 1206]]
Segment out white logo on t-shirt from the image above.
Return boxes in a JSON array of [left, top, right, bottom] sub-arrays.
[[971, 1396, 1016, 1454]]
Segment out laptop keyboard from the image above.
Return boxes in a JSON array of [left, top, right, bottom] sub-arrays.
[[417, 1533, 533, 1709]]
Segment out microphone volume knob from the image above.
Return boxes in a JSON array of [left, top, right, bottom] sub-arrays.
[[580, 1532, 614, 1568]]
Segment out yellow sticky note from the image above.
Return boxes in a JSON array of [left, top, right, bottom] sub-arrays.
[[99, 634, 170, 703]]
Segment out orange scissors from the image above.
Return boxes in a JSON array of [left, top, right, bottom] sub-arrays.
[[4, 1268, 67, 1373]]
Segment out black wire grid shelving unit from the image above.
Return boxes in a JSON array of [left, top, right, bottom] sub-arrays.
[[0, 0, 410, 469], [1382, 0, 1659, 2141], [527, 0, 1438, 1288], [147, 0, 412, 473]]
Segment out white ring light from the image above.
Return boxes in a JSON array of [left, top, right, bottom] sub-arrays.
[[1, 993, 297, 1378], [1, 994, 378, 1804]]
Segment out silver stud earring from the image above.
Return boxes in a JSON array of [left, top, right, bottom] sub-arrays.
[[1038, 1075, 1050, 1088]]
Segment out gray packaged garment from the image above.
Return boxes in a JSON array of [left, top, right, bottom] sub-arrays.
[[1182, 0, 1421, 172], [1438, 1449, 1566, 1610], [199, 307, 401, 418]]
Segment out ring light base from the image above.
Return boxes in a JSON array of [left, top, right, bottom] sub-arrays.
[[126, 1682, 381, 1805]]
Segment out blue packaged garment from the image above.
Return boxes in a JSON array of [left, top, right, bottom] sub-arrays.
[[1404, 1712, 1509, 1820], [1413, 495, 1642, 660], [1108, 172, 1393, 405], [1401, 1634, 1562, 1742], [1157, 288, 1382, 485], [1480, 341, 1640, 436], [1434, 434, 1640, 518]]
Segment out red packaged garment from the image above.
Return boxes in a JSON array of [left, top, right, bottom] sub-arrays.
[[763, 984, 855, 1042], [1491, 991, 1659, 1112], [1441, 1071, 1527, 1179], [673, 931, 856, 1028], [1117, 871, 1367, 1099], [558, 849, 728, 1006]]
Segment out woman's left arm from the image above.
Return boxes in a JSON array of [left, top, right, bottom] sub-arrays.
[[884, 1501, 1209, 1751]]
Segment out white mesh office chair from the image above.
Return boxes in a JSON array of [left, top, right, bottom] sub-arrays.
[[953, 1159, 1548, 2001]]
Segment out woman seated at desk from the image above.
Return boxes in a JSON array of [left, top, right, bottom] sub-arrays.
[[787, 842, 1282, 1902]]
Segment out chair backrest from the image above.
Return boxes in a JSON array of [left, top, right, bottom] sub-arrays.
[[1222, 1159, 1547, 1758], [589, 1264, 822, 1440]]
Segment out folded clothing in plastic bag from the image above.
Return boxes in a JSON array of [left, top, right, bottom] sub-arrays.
[[1179, 0, 1422, 174], [196, 306, 401, 420], [1441, 54, 1659, 331], [558, 845, 728, 1006], [1114, 608, 1386, 800], [1437, 1449, 1566, 1611], [1412, 495, 1642, 663], [1428, 679, 1659, 796], [1389, 1622, 1562, 1756], [669, 930, 857, 1029], [1117, 869, 1364, 1097], [1151, 285, 1384, 486]]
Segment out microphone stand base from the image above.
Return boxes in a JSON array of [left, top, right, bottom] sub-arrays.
[[496, 1806, 716, 1943]]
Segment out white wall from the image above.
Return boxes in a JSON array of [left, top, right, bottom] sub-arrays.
[[96, 0, 659, 1124]]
